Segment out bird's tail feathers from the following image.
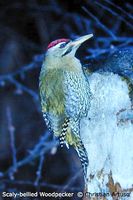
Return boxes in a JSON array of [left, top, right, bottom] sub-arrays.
[[75, 136, 89, 184], [59, 118, 70, 147]]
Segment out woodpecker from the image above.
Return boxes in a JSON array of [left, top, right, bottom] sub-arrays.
[[39, 34, 93, 183]]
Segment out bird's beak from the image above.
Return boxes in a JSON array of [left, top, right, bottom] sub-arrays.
[[70, 34, 93, 53], [62, 34, 93, 57], [72, 34, 93, 47]]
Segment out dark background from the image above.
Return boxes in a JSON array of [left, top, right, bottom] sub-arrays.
[[0, 0, 132, 199]]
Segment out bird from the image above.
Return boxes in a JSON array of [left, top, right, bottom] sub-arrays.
[[39, 34, 93, 183]]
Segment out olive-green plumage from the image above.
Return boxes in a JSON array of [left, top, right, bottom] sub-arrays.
[[39, 34, 93, 184], [40, 69, 65, 115]]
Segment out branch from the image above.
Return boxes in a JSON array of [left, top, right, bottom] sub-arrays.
[[6, 106, 17, 180], [1, 179, 81, 191], [95, 1, 133, 29], [105, 0, 133, 20], [82, 6, 117, 40], [1, 132, 58, 179], [8, 77, 39, 102], [0, 54, 43, 82], [34, 148, 45, 186]]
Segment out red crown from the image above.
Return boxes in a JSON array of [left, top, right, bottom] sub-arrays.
[[47, 38, 70, 50]]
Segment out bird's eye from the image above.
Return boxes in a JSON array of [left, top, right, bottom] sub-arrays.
[[59, 43, 67, 48]]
